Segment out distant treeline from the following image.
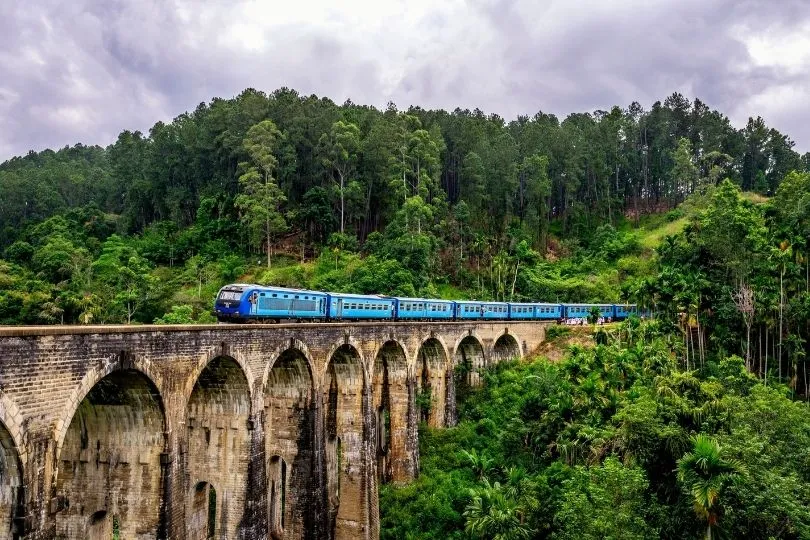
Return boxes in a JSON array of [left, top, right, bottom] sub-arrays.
[[2, 88, 807, 251]]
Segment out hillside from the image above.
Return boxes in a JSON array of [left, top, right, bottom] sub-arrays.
[[0, 87, 807, 325]]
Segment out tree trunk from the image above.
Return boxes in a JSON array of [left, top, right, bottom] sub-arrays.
[[765, 325, 769, 386], [779, 268, 784, 381], [510, 261, 520, 301], [266, 218, 272, 268], [339, 171, 345, 235], [746, 322, 751, 370]]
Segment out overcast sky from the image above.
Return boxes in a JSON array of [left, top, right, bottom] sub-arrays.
[[2, 0, 810, 162]]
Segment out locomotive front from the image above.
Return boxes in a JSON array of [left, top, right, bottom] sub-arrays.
[[214, 284, 251, 321]]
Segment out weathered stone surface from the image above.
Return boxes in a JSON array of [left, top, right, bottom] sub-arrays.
[[0, 321, 547, 539]]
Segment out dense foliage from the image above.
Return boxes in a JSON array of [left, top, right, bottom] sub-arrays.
[[381, 321, 810, 539], [647, 173, 810, 393], [1, 87, 808, 324]]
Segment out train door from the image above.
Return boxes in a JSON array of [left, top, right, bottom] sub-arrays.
[[337, 298, 343, 318]]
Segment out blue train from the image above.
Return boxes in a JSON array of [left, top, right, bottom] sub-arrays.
[[213, 284, 647, 323]]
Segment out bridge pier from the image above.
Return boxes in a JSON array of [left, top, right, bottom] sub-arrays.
[[0, 321, 547, 539], [415, 338, 449, 429], [323, 344, 372, 539], [185, 356, 251, 540], [372, 342, 413, 484], [264, 347, 317, 539]]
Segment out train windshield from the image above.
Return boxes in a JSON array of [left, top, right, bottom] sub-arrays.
[[217, 288, 244, 302]]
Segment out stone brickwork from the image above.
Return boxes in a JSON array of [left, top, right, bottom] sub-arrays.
[[0, 321, 547, 539]]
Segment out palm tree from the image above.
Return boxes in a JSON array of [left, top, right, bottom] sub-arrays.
[[460, 448, 495, 481], [464, 479, 533, 540], [677, 435, 743, 540]]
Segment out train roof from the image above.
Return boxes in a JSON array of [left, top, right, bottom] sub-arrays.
[[453, 300, 509, 304], [565, 303, 613, 307], [393, 297, 454, 303], [328, 292, 390, 300], [246, 285, 329, 295]]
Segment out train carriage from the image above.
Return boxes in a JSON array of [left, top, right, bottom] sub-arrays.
[[531, 303, 564, 320], [509, 303, 537, 320], [564, 304, 614, 320], [395, 298, 454, 320], [614, 304, 640, 320], [455, 301, 510, 320], [327, 292, 395, 320]]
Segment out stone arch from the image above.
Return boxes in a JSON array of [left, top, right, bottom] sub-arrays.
[[0, 394, 25, 466], [415, 338, 450, 428], [492, 332, 522, 364], [322, 336, 368, 385], [323, 343, 369, 538], [0, 418, 23, 540], [372, 341, 411, 483], [184, 346, 256, 410], [261, 338, 316, 401], [53, 353, 166, 463], [54, 368, 166, 539], [185, 355, 251, 540], [265, 347, 316, 539], [454, 334, 487, 388]]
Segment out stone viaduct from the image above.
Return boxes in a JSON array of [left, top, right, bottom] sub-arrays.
[[0, 321, 548, 539]]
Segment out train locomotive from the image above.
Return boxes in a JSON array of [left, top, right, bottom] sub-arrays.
[[213, 284, 647, 323]]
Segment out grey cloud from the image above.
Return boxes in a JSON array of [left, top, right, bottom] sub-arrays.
[[1, 0, 810, 162]]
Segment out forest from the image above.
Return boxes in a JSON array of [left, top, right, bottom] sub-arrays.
[[381, 321, 810, 539]]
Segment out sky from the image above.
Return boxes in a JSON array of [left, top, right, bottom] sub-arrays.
[[2, 0, 810, 161]]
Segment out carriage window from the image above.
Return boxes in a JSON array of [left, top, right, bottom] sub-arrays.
[[295, 295, 299, 299], [272, 294, 277, 297]]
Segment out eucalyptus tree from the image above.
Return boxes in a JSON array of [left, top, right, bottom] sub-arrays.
[[235, 120, 287, 267], [318, 120, 361, 235]]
